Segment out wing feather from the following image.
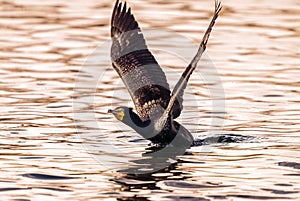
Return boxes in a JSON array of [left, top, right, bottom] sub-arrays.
[[168, 0, 222, 119], [111, 0, 175, 121]]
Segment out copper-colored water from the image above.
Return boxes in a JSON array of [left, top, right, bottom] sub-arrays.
[[1, 0, 299, 200]]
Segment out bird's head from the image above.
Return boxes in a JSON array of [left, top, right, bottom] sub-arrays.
[[108, 106, 131, 122], [108, 106, 153, 138]]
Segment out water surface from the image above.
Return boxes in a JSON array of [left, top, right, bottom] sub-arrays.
[[0, 0, 300, 200]]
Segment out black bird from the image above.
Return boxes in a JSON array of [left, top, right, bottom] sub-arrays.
[[108, 0, 222, 146]]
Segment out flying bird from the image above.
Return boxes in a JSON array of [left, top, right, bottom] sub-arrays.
[[108, 0, 222, 146]]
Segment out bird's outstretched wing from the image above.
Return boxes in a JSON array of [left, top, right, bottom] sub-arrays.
[[169, 0, 222, 119], [111, 0, 178, 121]]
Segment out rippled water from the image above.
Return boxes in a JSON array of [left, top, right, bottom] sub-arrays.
[[1, 0, 300, 200]]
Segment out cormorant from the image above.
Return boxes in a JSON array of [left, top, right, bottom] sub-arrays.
[[108, 0, 222, 146]]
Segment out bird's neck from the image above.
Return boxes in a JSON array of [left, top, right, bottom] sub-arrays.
[[127, 110, 151, 133], [125, 109, 171, 140]]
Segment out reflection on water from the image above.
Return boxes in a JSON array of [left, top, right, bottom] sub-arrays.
[[1, 0, 300, 200]]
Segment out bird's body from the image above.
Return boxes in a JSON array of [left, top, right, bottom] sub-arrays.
[[108, 0, 222, 146]]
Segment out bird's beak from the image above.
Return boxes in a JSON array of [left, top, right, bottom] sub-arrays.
[[107, 109, 113, 114]]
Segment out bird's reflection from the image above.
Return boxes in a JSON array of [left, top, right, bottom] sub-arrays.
[[118, 125, 193, 175], [118, 133, 255, 175]]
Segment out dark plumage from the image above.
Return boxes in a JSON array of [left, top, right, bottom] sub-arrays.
[[108, 0, 222, 145]]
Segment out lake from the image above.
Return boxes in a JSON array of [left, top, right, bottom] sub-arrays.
[[0, 0, 299, 200]]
